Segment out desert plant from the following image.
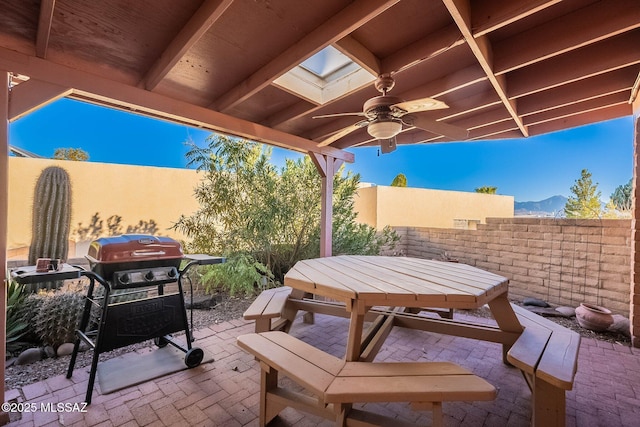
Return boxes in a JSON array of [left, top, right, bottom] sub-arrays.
[[32, 291, 85, 349], [14, 292, 46, 343], [6, 281, 29, 352], [28, 166, 72, 264], [194, 253, 274, 296]]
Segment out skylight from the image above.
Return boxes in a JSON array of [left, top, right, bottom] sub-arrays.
[[299, 46, 353, 79], [274, 45, 375, 105]]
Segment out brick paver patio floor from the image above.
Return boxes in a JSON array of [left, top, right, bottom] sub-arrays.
[[5, 311, 640, 426]]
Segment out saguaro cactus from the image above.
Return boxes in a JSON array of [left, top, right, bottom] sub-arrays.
[[28, 166, 72, 264]]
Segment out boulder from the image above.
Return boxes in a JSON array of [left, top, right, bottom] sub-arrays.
[[522, 297, 550, 307], [15, 348, 44, 366], [56, 343, 75, 357], [555, 306, 576, 318], [608, 314, 631, 337]]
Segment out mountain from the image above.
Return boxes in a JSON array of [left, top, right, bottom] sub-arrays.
[[515, 195, 568, 216]]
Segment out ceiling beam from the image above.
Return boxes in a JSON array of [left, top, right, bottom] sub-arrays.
[[493, 0, 640, 75], [266, 100, 316, 129], [334, 35, 381, 76], [381, 24, 464, 74], [395, 63, 486, 101], [452, 107, 512, 131], [8, 78, 72, 121], [0, 46, 353, 162], [471, 0, 561, 37], [508, 31, 640, 99], [518, 67, 638, 117], [139, 0, 234, 90], [212, 0, 400, 113], [528, 103, 632, 136], [442, 0, 528, 137], [523, 92, 630, 126], [36, 0, 56, 59]]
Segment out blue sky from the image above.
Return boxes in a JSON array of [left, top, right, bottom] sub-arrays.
[[9, 98, 634, 202]]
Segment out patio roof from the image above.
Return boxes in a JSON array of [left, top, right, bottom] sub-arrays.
[[0, 2, 639, 423], [0, 0, 637, 157]]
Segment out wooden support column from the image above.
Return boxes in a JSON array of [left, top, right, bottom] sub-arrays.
[[631, 89, 640, 348], [309, 152, 344, 257], [0, 71, 10, 424]]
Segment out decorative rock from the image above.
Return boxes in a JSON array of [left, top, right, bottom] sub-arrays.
[[555, 306, 576, 318], [575, 303, 613, 332], [56, 343, 75, 357], [15, 348, 44, 366], [608, 314, 631, 337], [526, 306, 563, 316], [44, 346, 56, 358], [185, 294, 221, 310], [522, 297, 550, 307]]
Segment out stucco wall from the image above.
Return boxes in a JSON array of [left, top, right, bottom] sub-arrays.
[[393, 218, 631, 316], [354, 185, 514, 229], [8, 158, 515, 262], [8, 157, 202, 258]]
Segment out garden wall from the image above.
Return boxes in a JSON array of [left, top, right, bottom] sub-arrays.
[[391, 218, 631, 316]]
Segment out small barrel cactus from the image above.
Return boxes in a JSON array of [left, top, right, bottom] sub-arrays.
[[33, 291, 84, 349], [28, 166, 72, 264]]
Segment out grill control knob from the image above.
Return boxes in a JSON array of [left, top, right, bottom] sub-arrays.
[[167, 268, 177, 278], [145, 271, 155, 281], [119, 273, 130, 284]]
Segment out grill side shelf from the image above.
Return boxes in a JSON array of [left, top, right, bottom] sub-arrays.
[[10, 263, 84, 284]]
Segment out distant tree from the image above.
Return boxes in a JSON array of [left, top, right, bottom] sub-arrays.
[[475, 186, 497, 194], [564, 169, 602, 218], [390, 173, 407, 187], [53, 148, 89, 161], [610, 178, 632, 211]]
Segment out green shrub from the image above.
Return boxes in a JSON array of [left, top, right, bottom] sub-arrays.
[[173, 135, 399, 292]]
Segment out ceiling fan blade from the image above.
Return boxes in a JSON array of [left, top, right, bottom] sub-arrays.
[[392, 97, 449, 114], [317, 121, 368, 147], [313, 112, 366, 119], [410, 115, 469, 140]]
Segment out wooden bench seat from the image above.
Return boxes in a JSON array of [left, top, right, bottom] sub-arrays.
[[243, 286, 293, 333], [237, 331, 496, 427], [507, 303, 581, 427]]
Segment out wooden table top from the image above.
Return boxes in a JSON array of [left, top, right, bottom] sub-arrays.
[[284, 255, 509, 309]]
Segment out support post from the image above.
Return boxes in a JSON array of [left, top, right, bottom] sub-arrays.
[[309, 153, 344, 257], [631, 92, 640, 348], [306, 153, 343, 325], [0, 71, 10, 424]]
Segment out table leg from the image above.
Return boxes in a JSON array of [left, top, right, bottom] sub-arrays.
[[487, 293, 524, 362], [345, 299, 367, 362]]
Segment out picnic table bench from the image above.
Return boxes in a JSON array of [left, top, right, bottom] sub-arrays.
[[243, 286, 294, 333], [507, 303, 581, 427], [237, 331, 496, 427]]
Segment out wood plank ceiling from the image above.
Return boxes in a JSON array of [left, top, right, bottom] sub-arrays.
[[0, 0, 638, 160]]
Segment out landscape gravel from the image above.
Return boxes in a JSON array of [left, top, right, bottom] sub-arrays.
[[5, 294, 255, 391]]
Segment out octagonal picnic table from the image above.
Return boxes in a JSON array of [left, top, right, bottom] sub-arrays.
[[284, 255, 524, 362]]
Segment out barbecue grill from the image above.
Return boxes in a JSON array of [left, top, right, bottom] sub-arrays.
[[12, 234, 224, 404]]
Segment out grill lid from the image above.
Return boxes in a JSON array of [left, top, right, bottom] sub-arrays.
[[86, 234, 184, 264]]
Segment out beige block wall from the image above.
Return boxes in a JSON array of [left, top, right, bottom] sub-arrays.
[[354, 185, 514, 229], [8, 157, 202, 258], [393, 218, 632, 316]]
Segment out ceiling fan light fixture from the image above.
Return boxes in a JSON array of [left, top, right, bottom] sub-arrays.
[[367, 120, 402, 139]]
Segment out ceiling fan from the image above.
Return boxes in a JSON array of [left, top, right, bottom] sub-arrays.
[[314, 74, 468, 153]]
